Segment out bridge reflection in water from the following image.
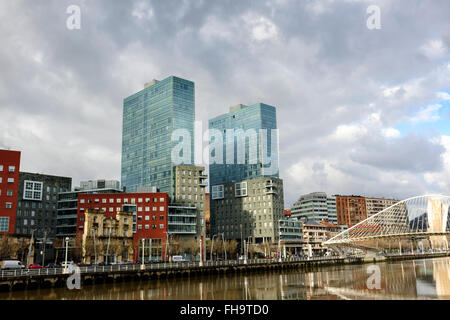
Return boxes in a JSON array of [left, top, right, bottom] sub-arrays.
[[0, 257, 449, 300]]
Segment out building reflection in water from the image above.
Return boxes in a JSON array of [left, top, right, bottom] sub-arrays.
[[0, 257, 449, 300]]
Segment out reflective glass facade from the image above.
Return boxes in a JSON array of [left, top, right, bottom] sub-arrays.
[[121, 76, 195, 194], [208, 103, 279, 187]]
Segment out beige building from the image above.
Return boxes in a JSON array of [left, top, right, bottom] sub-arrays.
[[80, 209, 134, 263], [365, 197, 399, 218], [172, 165, 207, 241], [212, 176, 284, 243]]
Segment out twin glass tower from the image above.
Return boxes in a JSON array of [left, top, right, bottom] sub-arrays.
[[121, 76, 279, 199]]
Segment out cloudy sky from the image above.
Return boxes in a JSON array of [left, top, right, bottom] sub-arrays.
[[0, 0, 449, 207]]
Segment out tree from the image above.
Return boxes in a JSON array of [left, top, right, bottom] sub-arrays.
[[225, 240, 238, 257]]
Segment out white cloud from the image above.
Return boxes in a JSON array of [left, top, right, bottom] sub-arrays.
[[437, 91, 450, 100], [410, 104, 442, 123], [382, 128, 400, 138], [420, 39, 448, 60]]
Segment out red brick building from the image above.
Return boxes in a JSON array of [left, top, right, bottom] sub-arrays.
[[335, 195, 367, 226], [75, 192, 169, 261], [0, 150, 21, 234]]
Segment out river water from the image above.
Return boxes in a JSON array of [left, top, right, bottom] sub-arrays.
[[1, 257, 449, 300]]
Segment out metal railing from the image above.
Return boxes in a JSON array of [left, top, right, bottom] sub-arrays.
[[0, 256, 344, 280]]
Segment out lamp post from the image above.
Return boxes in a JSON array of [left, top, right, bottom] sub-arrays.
[[199, 238, 203, 267], [93, 228, 97, 265], [141, 238, 145, 270], [220, 232, 227, 261], [64, 237, 69, 273], [41, 229, 48, 267], [210, 235, 217, 262]]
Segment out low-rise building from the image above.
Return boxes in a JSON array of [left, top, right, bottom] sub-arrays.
[[212, 176, 285, 244], [80, 209, 133, 263], [278, 218, 302, 255], [291, 192, 337, 224], [0, 149, 21, 235]]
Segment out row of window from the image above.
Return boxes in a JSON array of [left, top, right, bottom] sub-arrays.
[[137, 224, 164, 230], [0, 165, 15, 172], [0, 189, 14, 196], [80, 197, 165, 204], [0, 177, 15, 184], [80, 206, 165, 213]]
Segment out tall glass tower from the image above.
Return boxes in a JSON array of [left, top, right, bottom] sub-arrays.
[[121, 76, 194, 194], [208, 103, 279, 187]]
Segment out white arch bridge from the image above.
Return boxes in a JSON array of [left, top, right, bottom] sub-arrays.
[[324, 195, 450, 254]]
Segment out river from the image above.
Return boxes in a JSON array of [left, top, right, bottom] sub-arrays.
[[1, 257, 449, 300]]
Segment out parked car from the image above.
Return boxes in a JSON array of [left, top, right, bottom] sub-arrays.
[[1, 260, 26, 270], [98, 261, 111, 266], [45, 263, 61, 268], [61, 261, 75, 268], [77, 262, 91, 267], [28, 263, 43, 269], [172, 255, 187, 262]]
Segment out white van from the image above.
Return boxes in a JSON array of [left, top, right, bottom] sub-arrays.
[[172, 255, 187, 262], [1, 260, 26, 270]]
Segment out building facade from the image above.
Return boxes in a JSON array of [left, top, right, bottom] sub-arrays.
[[121, 76, 195, 194], [0, 150, 20, 235], [76, 192, 169, 261], [15, 172, 72, 238], [80, 209, 134, 263], [335, 195, 367, 226], [291, 192, 337, 224], [80, 180, 120, 191], [365, 197, 399, 218], [212, 177, 284, 244], [57, 187, 123, 238], [208, 103, 279, 187], [335, 195, 400, 226], [172, 165, 207, 241]]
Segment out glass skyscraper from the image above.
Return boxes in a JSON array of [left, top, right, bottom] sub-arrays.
[[208, 103, 279, 187], [121, 76, 195, 195]]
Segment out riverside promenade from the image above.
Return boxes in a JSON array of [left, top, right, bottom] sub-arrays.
[[1, 252, 448, 291]]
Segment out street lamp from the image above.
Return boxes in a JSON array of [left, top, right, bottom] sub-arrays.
[[64, 237, 70, 273], [220, 232, 227, 261], [140, 238, 145, 270], [210, 235, 217, 262]]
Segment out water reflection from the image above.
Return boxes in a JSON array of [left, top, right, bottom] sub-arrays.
[[0, 257, 449, 300]]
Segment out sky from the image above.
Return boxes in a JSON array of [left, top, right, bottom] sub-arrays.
[[0, 0, 449, 208]]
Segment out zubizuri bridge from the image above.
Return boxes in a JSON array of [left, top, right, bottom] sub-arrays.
[[0, 256, 355, 291], [324, 195, 450, 257]]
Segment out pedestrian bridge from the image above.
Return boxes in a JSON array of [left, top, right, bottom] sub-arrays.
[[324, 195, 450, 252]]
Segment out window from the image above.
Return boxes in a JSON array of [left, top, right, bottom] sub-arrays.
[[160, 215, 164, 220], [5, 202, 12, 209], [0, 177, 2, 183], [7, 178, 14, 183], [138, 198, 143, 203], [8, 166, 15, 172], [159, 197, 164, 202], [212, 185, 224, 199], [152, 207, 157, 211], [145, 216, 150, 221], [145, 207, 150, 212], [102, 199, 107, 203], [145, 225, 149, 230], [152, 224, 156, 229], [0, 165, 3, 171], [117, 199, 121, 203], [138, 225, 142, 230], [109, 199, 114, 203], [109, 208, 114, 212], [235, 182, 247, 197], [159, 224, 164, 229], [159, 206, 164, 211], [0, 217, 9, 232], [80, 199, 85, 204], [6, 190, 13, 196]]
